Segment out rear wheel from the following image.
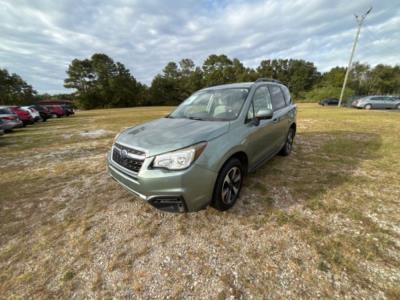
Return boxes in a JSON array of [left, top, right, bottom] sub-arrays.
[[279, 127, 295, 156], [364, 104, 372, 110], [211, 158, 243, 211]]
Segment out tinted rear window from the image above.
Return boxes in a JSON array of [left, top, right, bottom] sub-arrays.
[[268, 85, 286, 110]]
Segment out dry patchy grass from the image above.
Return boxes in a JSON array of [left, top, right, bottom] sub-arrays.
[[0, 104, 399, 299]]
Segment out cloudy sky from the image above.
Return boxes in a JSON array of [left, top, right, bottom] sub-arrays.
[[0, 0, 399, 94]]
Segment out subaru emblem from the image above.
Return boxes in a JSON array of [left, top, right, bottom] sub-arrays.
[[121, 149, 128, 159]]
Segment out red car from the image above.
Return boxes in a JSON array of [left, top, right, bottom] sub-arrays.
[[8, 106, 34, 126], [46, 105, 65, 118]]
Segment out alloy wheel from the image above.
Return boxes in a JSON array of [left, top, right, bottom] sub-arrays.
[[221, 166, 242, 205]]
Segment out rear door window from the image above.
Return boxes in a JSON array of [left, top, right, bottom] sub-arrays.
[[280, 86, 291, 105], [268, 85, 286, 110]]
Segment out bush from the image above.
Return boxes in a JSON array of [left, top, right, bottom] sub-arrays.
[[299, 86, 355, 103]]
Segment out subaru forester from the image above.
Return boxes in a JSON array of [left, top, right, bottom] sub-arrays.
[[107, 79, 297, 212]]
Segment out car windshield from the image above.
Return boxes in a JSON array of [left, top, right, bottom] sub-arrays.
[[169, 88, 249, 121]]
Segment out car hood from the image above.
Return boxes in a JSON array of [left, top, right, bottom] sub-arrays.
[[116, 117, 230, 157]]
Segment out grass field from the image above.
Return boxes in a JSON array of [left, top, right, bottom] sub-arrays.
[[0, 104, 399, 299]]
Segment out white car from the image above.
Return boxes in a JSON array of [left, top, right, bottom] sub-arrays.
[[21, 106, 41, 122]]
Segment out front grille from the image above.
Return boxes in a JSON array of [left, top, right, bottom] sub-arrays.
[[112, 143, 145, 173]]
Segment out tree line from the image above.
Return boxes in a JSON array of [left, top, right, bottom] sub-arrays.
[[1, 53, 399, 108], [0, 69, 37, 105]]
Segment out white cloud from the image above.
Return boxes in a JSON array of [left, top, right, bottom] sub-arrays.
[[0, 0, 399, 93]]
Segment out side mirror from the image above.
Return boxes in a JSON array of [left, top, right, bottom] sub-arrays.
[[255, 109, 273, 120]]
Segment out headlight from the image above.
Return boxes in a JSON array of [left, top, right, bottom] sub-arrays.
[[153, 142, 207, 170]]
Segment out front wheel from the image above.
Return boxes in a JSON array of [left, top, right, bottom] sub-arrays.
[[364, 104, 372, 110], [396, 104, 400, 110], [279, 127, 295, 156], [211, 158, 244, 211]]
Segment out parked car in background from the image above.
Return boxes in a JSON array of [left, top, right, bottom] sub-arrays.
[[108, 78, 297, 212], [319, 98, 339, 106], [0, 107, 23, 132], [21, 106, 41, 122], [7, 106, 33, 126], [61, 104, 74, 116], [352, 96, 400, 110], [31, 104, 50, 122], [0, 119, 5, 135], [46, 105, 65, 118]]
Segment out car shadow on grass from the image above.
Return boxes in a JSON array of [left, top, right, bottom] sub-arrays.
[[232, 130, 382, 216]]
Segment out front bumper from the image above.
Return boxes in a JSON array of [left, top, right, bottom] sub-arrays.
[[107, 151, 217, 212], [352, 101, 364, 108], [2, 121, 23, 130]]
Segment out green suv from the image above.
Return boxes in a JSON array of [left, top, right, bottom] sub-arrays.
[[107, 79, 297, 212]]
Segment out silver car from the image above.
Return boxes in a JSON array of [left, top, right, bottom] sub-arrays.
[[0, 106, 23, 132], [352, 96, 400, 110]]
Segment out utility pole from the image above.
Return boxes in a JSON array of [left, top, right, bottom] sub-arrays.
[[338, 7, 372, 107]]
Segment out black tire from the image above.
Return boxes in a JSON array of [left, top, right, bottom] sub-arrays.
[[211, 158, 244, 211], [364, 104, 372, 110], [279, 127, 295, 156]]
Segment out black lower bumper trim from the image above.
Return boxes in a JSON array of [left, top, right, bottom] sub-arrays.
[[148, 196, 187, 213]]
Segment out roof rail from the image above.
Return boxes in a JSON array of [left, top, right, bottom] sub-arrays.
[[255, 78, 282, 84]]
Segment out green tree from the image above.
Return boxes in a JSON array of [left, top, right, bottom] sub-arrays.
[[257, 59, 320, 97], [369, 64, 400, 94], [0, 68, 37, 105], [149, 59, 204, 105], [348, 62, 372, 95], [64, 53, 142, 109], [202, 54, 235, 86], [320, 66, 346, 88]]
